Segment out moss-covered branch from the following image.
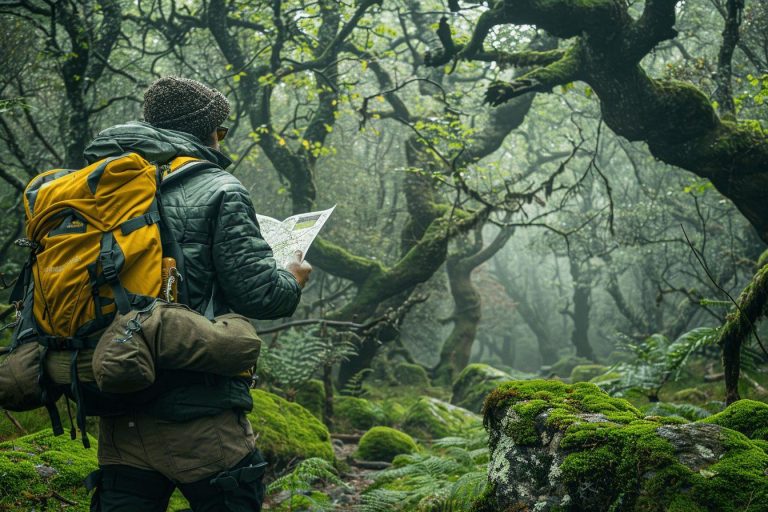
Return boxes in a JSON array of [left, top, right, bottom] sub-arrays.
[[716, 263, 768, 404], [485, 43, 583, 105], [307, 238, 385, 285]]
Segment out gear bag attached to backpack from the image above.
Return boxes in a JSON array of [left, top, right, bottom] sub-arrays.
[[0, 152, 215, 446]]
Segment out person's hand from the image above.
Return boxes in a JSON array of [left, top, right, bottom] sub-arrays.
[[286, 250, 312, 288]]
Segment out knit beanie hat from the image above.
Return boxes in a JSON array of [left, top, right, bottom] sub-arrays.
[[143, 77, 230, 142]]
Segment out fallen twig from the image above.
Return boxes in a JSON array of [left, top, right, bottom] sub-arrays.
[[350, 459, 391, 470], [3, 409, 27, 434]]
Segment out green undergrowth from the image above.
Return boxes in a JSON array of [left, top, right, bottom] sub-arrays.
[[294, 379, 325, 420], [484, 380, 768, 511], [334, 396, 388, 431], [402, 397, 481, 439], [247, 389, 334, 470], [360, 427, 489, 512], [451, 363, 534, 414], [0, 428, 97, 511], [356, 426, 419, 462], [266, 457, 344, 512], [641, 401, 712, 421], [701, 399, 768, 441]]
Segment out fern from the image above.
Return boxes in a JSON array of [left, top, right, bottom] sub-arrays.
[[596, 327, 720, 400], [340, 368, 372, 397], [267, 457, 346, 512], [360, 429, 490, 512], [258, 328, 358, 392]]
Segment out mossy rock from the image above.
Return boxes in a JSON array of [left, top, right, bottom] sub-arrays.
[[294, 379, 325, 420], [392, 362, 430, 387], [701, 399, 768, 442], [402, 397, 481, 439], [356, 426, 418, 462], [671, 387, 709, 404], [380, 399, 408, 425], [569, 364, 608, 383], [482, 379, 768, 511], [451, 363, 525, 413], [0, 428, 97, 511], [547, 355, 594, 378], [247, 389, 334, 469], [334, 396, 385, 431]]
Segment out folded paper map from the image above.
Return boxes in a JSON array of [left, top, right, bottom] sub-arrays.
[[256, 206, 335, 268]]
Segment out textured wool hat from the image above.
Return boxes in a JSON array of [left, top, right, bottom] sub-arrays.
[[143, 77, 230, 142]]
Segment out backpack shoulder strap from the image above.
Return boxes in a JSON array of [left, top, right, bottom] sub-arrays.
[[160, 157, 220, 188]]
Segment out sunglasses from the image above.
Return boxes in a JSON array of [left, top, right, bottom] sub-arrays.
[[216, 126, 229, 141]]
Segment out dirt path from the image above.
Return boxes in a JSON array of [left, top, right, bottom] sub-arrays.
[[324, 435, 379, 510]]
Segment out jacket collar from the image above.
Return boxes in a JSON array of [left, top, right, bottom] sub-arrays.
[[83, 121, 232, 169]]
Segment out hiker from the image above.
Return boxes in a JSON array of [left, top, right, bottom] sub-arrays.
[[81, 77, 312, 510]]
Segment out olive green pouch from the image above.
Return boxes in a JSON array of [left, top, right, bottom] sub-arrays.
[[0, 342, 45, 411], [93, 302, 261, 394]]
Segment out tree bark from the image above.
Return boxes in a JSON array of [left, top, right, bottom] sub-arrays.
[[569, 257, 595, 360], [716, 264, 768, 404]]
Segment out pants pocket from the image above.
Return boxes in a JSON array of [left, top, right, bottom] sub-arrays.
[[154, 416, 224, 472], [97, 418, 122, 463]]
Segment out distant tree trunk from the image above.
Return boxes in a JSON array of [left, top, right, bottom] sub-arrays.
[[433, 249, 482, 385], [433, 228, 514, 385], [569, 258, 595, 360], [713, 0, 744, 116], [494, 260, 559, 365]]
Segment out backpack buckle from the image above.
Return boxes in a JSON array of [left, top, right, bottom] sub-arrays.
[[99, 254, 118, 282]]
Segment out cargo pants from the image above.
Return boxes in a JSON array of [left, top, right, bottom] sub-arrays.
[[87, 409, 265, 511]]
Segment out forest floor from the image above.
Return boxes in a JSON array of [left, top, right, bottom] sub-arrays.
[[264, 433, 381, 510], [326, 435, 378, 510]]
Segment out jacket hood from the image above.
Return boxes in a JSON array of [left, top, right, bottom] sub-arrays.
[[83, 121, 232, 169]]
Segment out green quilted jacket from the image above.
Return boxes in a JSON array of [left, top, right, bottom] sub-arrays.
[[80, 121, 300, 420], [84, 121, 301, 319]]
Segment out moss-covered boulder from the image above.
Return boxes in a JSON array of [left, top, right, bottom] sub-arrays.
[[479, 380, 768, 512], [0, 429, 97, 511], [380, 399, 408, 426], [569, 364, 608, 382], [392, 362, 430, 387], [294, 379, 325, 420], [248, 389, 334, 469], [451, 363, 516, 413], [402, 397, 481, 439], [356, 426, 418, 462], [334, 396, 385, 431], [701, 399, 768, 442]]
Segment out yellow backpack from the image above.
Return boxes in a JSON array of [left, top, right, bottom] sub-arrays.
[[9, 152, 214, 445]]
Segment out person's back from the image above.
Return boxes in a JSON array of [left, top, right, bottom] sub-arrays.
[[84, 77, 312, 511]]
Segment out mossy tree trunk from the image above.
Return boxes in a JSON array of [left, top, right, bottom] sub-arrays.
[[568, 257, 595, 360], [716, 263, 768, 404]]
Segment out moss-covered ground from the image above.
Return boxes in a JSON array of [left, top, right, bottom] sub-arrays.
[[0, 429, 97, 511], [247, 388, 334, 469]]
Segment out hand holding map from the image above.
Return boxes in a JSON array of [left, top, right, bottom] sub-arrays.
[[256, 206, 335, 268]]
